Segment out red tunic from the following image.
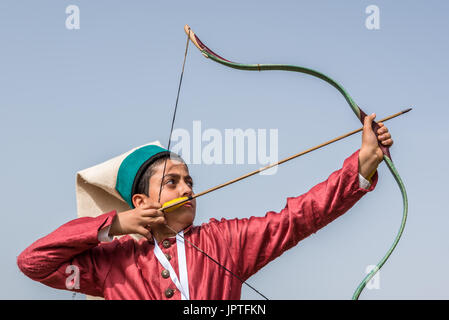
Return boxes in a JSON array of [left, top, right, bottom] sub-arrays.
[[17, 150, 377, 300]]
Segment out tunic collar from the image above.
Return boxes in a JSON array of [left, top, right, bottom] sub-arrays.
[[146, 224, 193, 244]]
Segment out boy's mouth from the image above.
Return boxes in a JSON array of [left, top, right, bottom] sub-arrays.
[[183, 201, 193, 208]]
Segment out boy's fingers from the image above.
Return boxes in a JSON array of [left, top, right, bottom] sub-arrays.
[[378, 133, 391, 140], [141, 216, 166, 225], [140, 217, 153, 225], [136, 226, 151, 238], [153, 216, 166, 225], [141, 209, 164, 218], [382, 138, 393, 146], [142, 202, 162, 209], [377, 126, 388, 135]]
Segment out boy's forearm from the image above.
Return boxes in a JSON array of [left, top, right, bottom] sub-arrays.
[[306, 149, 378, 229], [358, 148, 381, 181]]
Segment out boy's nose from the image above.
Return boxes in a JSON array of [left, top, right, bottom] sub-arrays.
[[180, 183, 193, 197]]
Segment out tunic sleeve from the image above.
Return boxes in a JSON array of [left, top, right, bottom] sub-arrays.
[[213, 149, 378, 281], [17, 210, 118, 297]]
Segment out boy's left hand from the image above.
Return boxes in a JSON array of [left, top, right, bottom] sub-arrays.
[[358, 113, 394, 180]]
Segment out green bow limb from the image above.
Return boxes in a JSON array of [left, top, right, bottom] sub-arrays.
[[184, 24, 408, 300]]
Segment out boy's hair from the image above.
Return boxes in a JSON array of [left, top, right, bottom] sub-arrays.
[[133, 154, 185, 197]]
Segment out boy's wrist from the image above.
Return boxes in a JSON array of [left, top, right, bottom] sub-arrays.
[[358, 149, 380, 180], [108, 213, 122, 237]]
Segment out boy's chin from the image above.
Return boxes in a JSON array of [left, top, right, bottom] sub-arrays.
[[172, 209, 196, 226]]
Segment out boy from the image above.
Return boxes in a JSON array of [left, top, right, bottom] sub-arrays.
[[17, 113, 393, 299]]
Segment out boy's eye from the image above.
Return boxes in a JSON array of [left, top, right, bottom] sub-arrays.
[[165, 179, 175, 185]]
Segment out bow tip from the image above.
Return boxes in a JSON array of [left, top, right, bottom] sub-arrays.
[[183, 24, 203, 52]]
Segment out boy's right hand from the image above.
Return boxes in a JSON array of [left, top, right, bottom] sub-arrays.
[[108, 202, 165, 239]]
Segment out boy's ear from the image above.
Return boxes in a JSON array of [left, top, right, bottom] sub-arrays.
[[132, 193, 148, 208]]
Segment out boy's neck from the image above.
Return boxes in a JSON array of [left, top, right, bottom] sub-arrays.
[[151, 224, 180, 243]]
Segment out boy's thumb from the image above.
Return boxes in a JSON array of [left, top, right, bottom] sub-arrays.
[[364, 113, 376, 128]]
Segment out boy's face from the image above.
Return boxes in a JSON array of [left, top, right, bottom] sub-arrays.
[[147, 158, 196, 227]]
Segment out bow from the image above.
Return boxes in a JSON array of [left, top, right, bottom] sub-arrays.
[[179, 25, 408, 300]]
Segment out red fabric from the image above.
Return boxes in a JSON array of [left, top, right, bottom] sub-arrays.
[[17, 150, 377, 300]]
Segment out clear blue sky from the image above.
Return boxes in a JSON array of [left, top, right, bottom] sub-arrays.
[[1, 0, 448, 299]]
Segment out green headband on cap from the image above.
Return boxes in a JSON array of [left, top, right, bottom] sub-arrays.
[[116, 145, 173, 208]]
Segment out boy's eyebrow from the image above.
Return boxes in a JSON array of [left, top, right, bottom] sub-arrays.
[[163, 173, 193, 181]]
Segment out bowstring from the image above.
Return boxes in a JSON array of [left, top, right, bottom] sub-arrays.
[[157, 30, 191, 203], [156, 30, 268, 300]]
